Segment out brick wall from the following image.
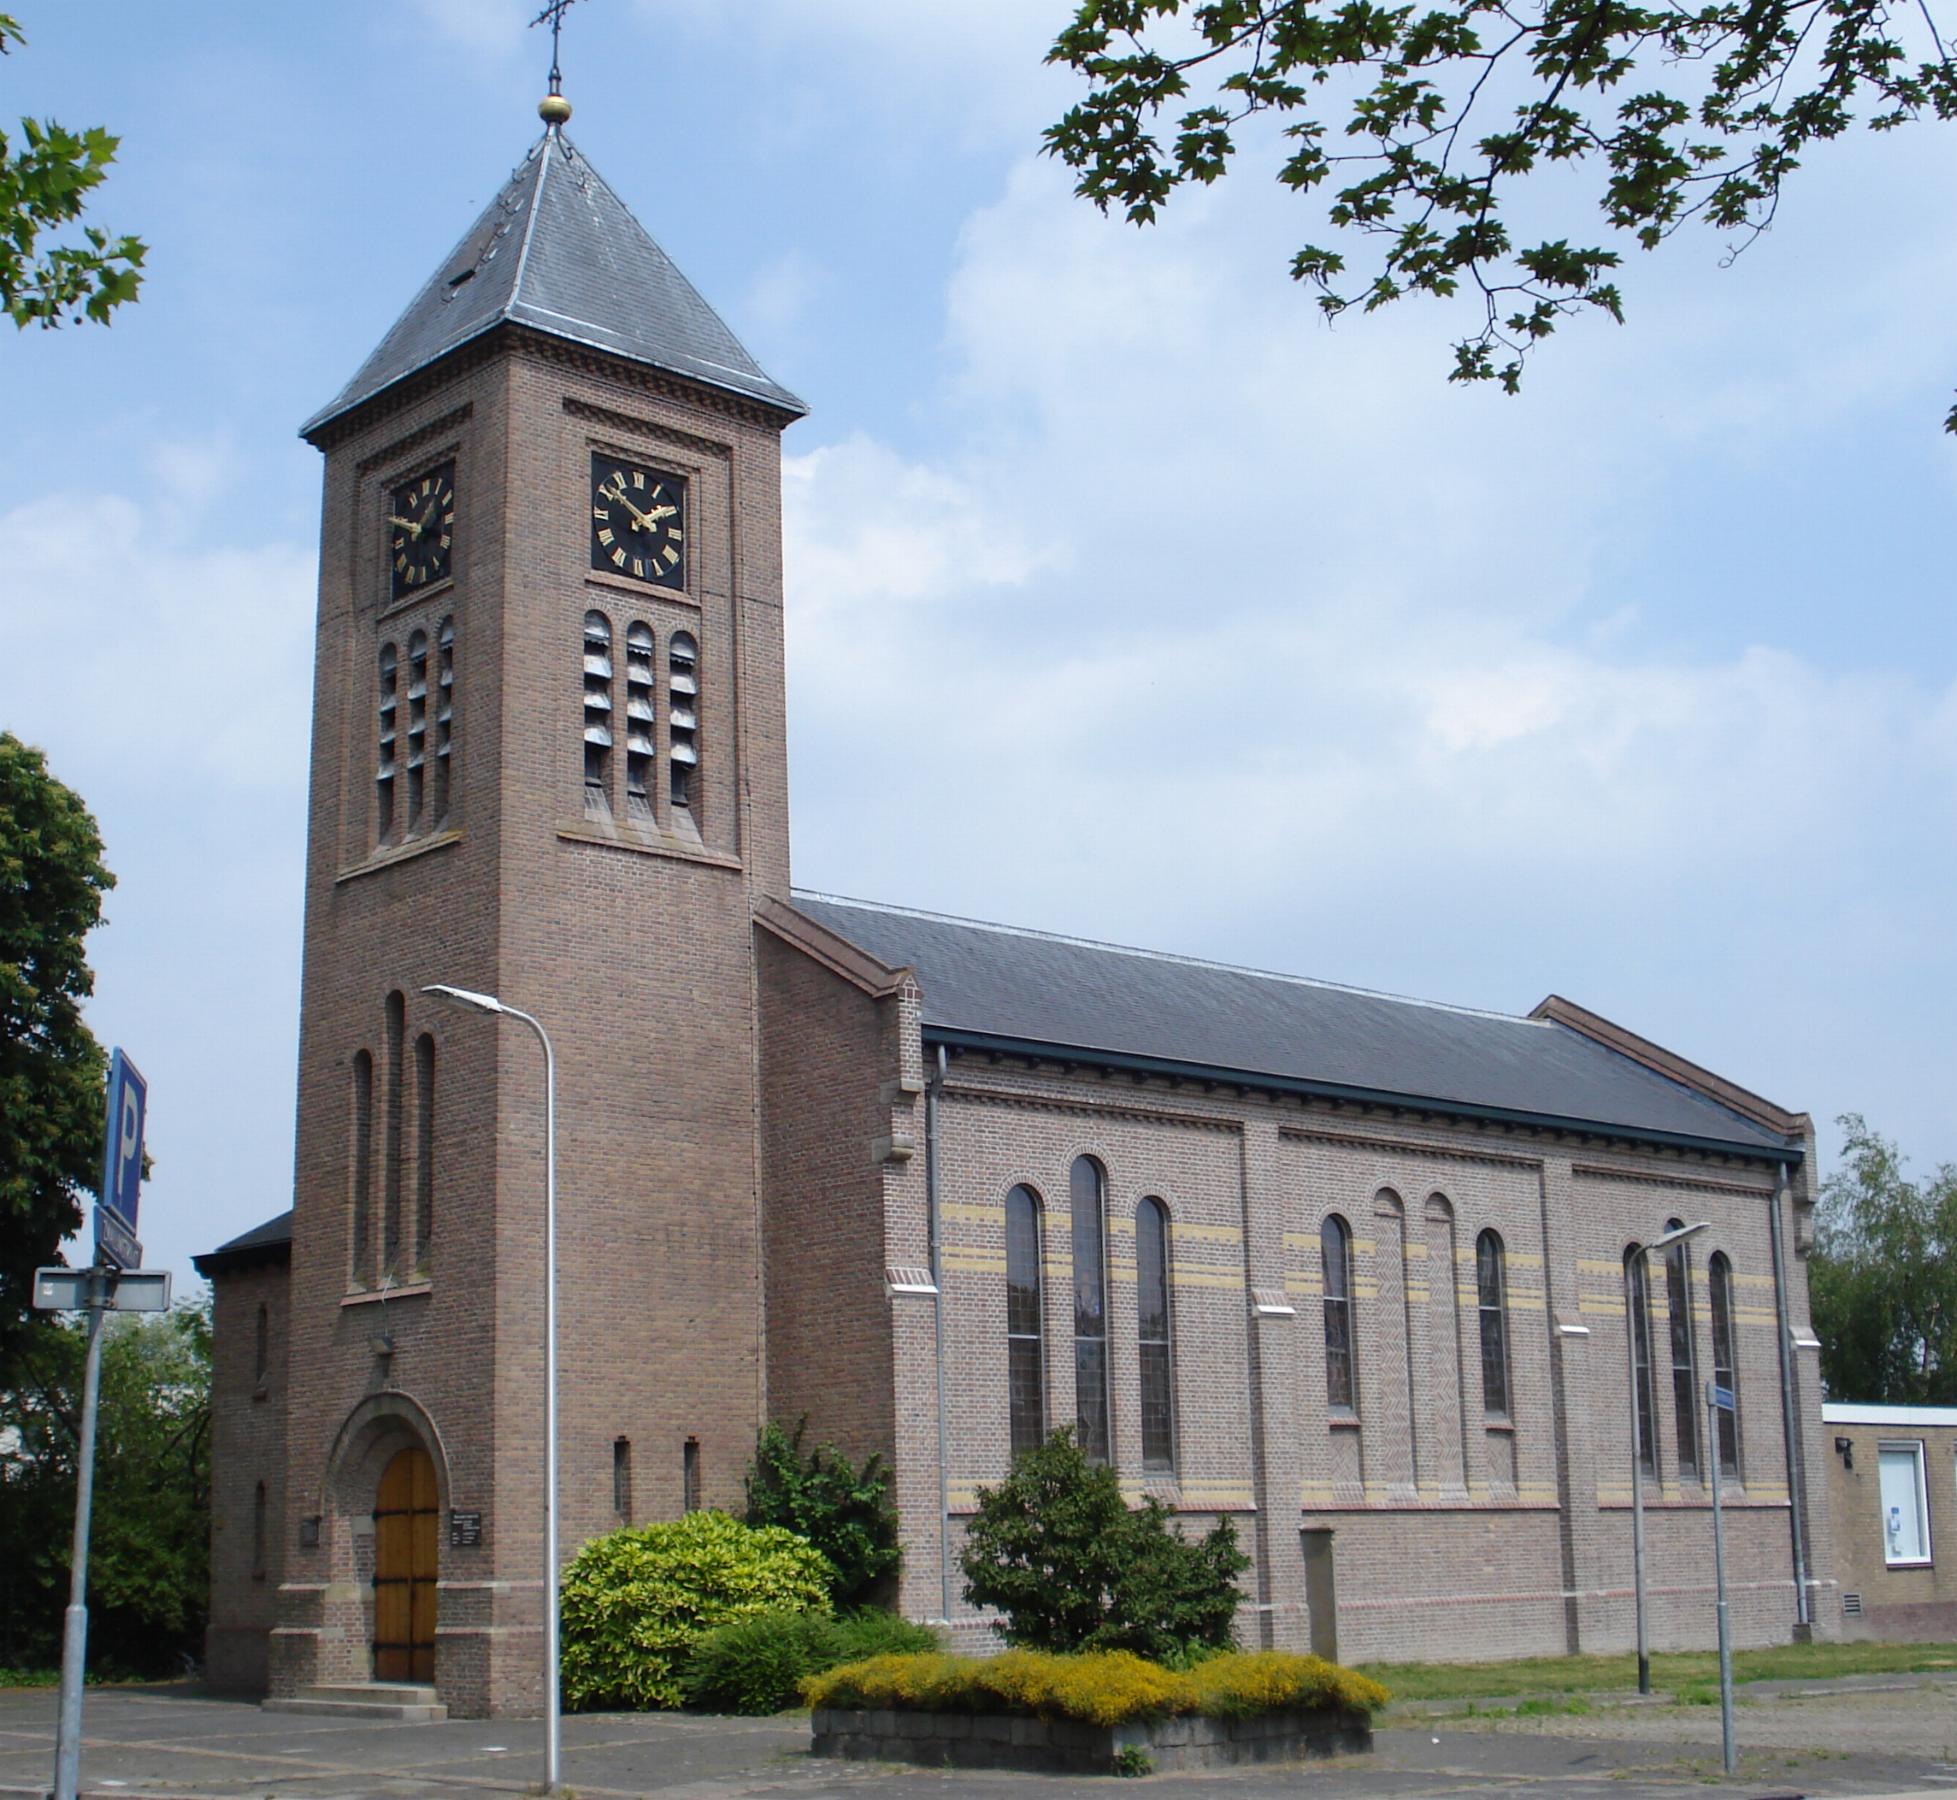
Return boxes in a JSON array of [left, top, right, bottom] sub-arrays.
[[1823, 1412, 1957, 1641], [204, 1257, 289, 1693]]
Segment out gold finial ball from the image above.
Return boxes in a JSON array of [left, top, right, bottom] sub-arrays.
[[539, 93, 573, 125]]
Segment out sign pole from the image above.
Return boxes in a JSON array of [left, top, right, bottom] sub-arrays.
[[51, 1269, 112, 1800], [1707, 1381, 1737, 1775]]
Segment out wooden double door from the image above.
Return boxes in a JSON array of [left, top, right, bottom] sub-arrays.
[[372, 1446, 438, 1682]]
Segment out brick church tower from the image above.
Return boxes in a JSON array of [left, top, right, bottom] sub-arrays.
[[254, 106, 805, 1714]]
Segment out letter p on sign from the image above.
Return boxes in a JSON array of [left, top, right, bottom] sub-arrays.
[[101, 1049, 147, 1232]]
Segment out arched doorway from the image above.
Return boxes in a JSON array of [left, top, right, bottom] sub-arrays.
[[372, 1445, 438, 1681]]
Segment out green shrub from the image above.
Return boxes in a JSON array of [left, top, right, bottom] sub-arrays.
[[559, 1511, 833, 1711], [744, 1419, 902, 1607], [680, 1607, 942, 1715], [957, 1430, 1250, 1661], [801, 1647, 1390, 1725]]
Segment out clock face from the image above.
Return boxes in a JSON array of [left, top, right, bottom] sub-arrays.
[[389, 462, 456, 598], [591, 455, 685, 587]]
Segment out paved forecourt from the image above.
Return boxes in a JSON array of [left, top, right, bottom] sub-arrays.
[[2, 1681, 1956, 1799]]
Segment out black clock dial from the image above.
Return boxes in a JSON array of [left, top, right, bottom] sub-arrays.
[[389, 462, 456, 598], [591, 454, 685, 588]]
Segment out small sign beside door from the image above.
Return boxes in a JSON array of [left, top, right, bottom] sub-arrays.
[[449, 1509, 483, 1548]]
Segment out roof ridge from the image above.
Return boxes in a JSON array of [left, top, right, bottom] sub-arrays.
[[790, 890, 1546, 1027]]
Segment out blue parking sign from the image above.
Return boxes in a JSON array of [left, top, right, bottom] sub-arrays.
[[99, 1049, 146, 1235]]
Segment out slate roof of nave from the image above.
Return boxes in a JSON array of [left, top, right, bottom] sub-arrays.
[[302, 129, 805, 438], [789, 893, 1796, 1159]]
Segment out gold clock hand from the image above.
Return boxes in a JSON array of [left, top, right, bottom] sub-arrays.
[[388, 514, 424, 537], [605, 484, 659, 532]]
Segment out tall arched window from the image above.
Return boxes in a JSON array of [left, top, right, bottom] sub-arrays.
[[382, 991, 405, 1277], [1070, 1156, 1110, 1462], [1137, 1197, 1175, 1470], [624, 622, 655, 818], [1665, 1218, 1700, 1481], [1625, 1245, 1657, 1474], [252, 1480, 268, 1581], [254, 1303, 270, 1388], [1005, 1184, 1045, 1460], [376, 644, 398, 843], [1322, 1214, 1356, 1414], [414, 1032, 435, 1273], [405, 629, 429, 831], [1476, 1228, 1511, 1418], [350, 1050, 374, 1286], [669, 631, 698, 808], [433, 617, 454, 823], [1709, 1251, 1742, 1481], [583, 611, 614, 813]]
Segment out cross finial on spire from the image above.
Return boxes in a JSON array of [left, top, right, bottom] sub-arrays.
[[531, 0, 585, 124]]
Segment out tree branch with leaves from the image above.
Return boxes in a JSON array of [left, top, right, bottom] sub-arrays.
[[0, 12, 145, 330], [1044, 0, 1957, 427]]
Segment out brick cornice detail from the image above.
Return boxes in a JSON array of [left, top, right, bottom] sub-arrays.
[[1280, 1123, 1545, 1172], [755, 897, 910, 999], [563, 396, 733, 462], [1531, 994, 1808, 1140], [355, 404, 474, 477], [940, 1080, 1243, 1134], [1569, 1161, 1778, 1198]]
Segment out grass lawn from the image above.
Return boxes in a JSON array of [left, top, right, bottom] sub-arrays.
[[1357, 1639, 1957, 1702]]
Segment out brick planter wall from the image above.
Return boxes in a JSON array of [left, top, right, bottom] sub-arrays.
[[810, 1704, 1373, 1773]]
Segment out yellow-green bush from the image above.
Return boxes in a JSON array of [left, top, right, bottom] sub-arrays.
[[559, 1511, 833, 1711], [802, 1648, 1389, 1726]]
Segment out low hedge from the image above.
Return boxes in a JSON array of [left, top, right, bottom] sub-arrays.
[[680, 1608, 943, 1715], [801, 1648, 1390, 1727]]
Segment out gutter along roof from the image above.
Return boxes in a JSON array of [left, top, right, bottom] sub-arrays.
[[789, 894, 1800, 1162]]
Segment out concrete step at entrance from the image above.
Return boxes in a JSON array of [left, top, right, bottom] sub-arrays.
[[264, 1682, 447, 1722]]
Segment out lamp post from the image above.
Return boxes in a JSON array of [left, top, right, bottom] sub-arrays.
[[424, 985, 559, 1795], [1622, 1219, 1708, 1696]]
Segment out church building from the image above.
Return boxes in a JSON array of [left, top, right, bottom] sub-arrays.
[[196, 96, 1839, 1718]]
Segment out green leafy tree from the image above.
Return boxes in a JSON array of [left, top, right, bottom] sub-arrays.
[[0, 1302, 211, 1676], [0, 732, 114, 1373], [959, 1429, 1250, 1662], [1045, 0, 1957, 428], [744, 1418, 902, 1608], [1, 12, 145, 330], [1810, 1114, 1957, 1404]]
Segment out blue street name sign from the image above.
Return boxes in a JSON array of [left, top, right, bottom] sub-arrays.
[[1710, 1383, 1737, 1412], [94, 1050, 146, 1270]]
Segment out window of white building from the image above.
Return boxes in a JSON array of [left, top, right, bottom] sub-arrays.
[[1877, 1440, 1932, 1566]]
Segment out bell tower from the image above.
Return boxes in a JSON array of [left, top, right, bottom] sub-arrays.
[[274, 98, 804, 1715]]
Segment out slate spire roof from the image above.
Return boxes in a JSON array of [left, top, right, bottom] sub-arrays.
[[302, 128, 805, 439]]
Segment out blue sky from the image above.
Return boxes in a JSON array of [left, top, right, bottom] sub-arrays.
[[4, 1, 1954, 1286]]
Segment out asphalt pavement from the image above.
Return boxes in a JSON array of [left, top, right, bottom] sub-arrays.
[[1, 1673, 1954, 1800]]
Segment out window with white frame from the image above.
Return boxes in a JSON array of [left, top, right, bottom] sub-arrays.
[[1878, 1440, 1932, 1565]]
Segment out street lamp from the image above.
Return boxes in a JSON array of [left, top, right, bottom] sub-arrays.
[[424, 985, 559, 1795], [1623, 1219, 1708, 1696]]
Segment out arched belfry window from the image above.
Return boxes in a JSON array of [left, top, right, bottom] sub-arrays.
[[434, 617, 454, 823], [1005, 1184, 1045, 1460], [376, 644, 398, 843], [583, 611, 613, 813], [1625, 1245, 1658, 1474], [1665, 1218, 1700, 1481], [1476, 1229, 1511, 1418], [1137, 1197, 1175, 1470], [254, 1303, 269, 1389], [382, 991, 405, 1277], [668, 631, 698, 809], [405, 630, 429, 831], [624, 622, 655, 818], [1070, 1156, 1110, 1462], [1709, 1251, 1742, 1481], [1322, 1214, 1356, 1414]]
